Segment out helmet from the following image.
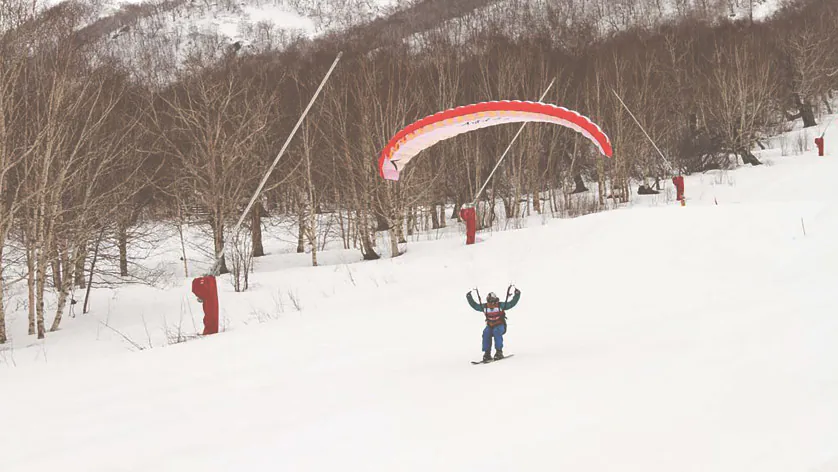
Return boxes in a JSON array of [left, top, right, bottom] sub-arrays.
[[486, 292, 499, 303]]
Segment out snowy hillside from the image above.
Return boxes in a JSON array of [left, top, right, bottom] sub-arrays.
[[2, 105, 838, 471], [401, 0, 788, 50], [27, 0, 405, 81], [57, 0, 403, 38], [23, 0, 790, 80]]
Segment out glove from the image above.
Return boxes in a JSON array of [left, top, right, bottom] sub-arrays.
[[514, 288, 520, 295]]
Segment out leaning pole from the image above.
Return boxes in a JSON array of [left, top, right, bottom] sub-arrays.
[[192, 51, 343, 335]]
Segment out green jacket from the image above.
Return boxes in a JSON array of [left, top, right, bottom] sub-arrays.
[[466, 290, 521, 312]]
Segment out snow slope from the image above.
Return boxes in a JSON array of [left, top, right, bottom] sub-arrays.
[[1, 119, 838, 471]]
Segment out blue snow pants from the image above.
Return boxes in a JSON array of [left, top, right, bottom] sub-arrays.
[[482, 324, 506, 352]]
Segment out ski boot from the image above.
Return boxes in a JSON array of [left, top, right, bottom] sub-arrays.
[[494, 349, 504, 360], [482, 351, 492, 362]]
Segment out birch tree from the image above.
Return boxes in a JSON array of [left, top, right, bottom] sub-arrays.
[[0, 0, 32, 342], [148, 66, 274, 274]]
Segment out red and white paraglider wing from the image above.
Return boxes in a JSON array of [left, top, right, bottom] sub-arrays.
[[378, 100, 613, 181]]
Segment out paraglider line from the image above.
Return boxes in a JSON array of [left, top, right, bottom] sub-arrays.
[[471, 77, 556, 206], [209, 51, 343, 276]]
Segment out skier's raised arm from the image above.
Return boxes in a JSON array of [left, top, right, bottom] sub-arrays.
[[500, 288, 521, 310], [466, 291, 484, 312]]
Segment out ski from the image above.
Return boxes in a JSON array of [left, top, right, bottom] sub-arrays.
[[471, 354, 514, 365]]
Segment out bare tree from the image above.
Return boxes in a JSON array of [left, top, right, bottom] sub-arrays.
[[0, 0, 32, 342], [319, 63, 380, 260], [148, 65, 274, 274], [775, 19, 837, 127], [697, 34, 780, 167], [229, 224, 252, 292]]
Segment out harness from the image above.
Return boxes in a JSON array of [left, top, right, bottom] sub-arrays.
[[483, 305, 506, 328], [476, 285, 513, 332]]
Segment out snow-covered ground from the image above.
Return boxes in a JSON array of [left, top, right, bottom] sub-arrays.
[[2, 115, 837, 471]]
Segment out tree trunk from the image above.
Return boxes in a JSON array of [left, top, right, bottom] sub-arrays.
[[374, 210, 389, 232], [342, 209, 351, 250], [51, 257, 61, 291], [36, 254, 46, 339], [394, 209, 406, 244], [34, 182, 51, 339], [572, 173, 588, 194], [309, 229, 318, 266], [356, 210, 380, 260], [211, 212, 229, 275], [739, 149, 763, 166], [549, 186, 560, 216], [296, 209, 305, 253], [83, 229, 105, 314], [0, 232, 6, 344], [0, 285, 5, 343], [338, 208, 349, 249], [118, 224, 128, 277], [800, 101, 816, 128], [50, 248, 73, 332], [307, 195, 318, 267], [451, 200, 462, 220], [406, 208, 415, 236], [795, 94, 817, 128], [74, 244, 86, 289], [503, 195, 515, 219], [34, 203, 51, 338], [251, 203, 265, 257], [175, 204, 189, 278], [388, 227, 401, 258], [475, 200, 485, 231], [26, 244, 35, 335], [334, 188, 350, 249], [431, 203, 441, 229]]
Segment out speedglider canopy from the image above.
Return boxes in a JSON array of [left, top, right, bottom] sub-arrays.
[[378, 100, 613, 181]]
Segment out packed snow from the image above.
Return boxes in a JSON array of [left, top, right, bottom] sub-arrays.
[[1, 115, 837, 471]]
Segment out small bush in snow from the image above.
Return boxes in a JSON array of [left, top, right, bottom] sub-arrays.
[[229, 228, 253, 292], [795, 129, 812, 155]]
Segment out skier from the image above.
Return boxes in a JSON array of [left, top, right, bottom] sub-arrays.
[[466, 286, 521, 362]]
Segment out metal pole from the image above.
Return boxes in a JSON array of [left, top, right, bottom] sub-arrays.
[[209, 51, 343, 276], [820, 113, 836, 139], [471, 77, 556, 206]]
